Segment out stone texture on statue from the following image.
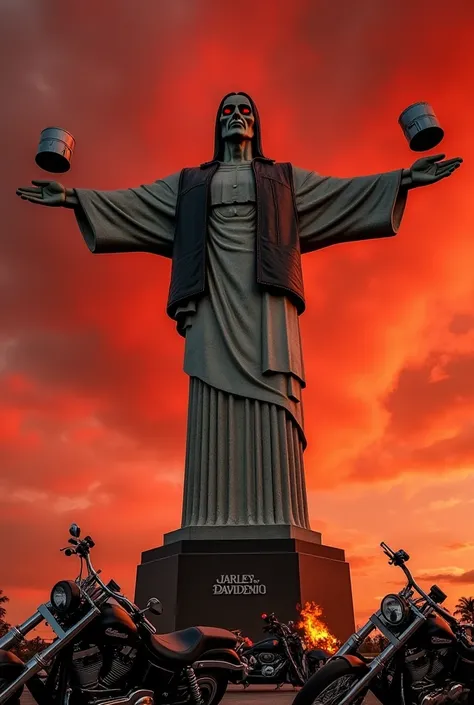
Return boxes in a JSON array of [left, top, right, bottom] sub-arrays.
[[72, 163, 406, 534]]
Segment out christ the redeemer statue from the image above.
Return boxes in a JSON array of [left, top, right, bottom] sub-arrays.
[[17, 92, 462, 534]]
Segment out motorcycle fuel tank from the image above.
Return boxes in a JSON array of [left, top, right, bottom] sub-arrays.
[[414, 613, 456, 651], [245, 637, 280, 654], [88, 603, 139, 644]]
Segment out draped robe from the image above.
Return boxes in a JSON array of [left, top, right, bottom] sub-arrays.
[[73, 164, 406, 529]]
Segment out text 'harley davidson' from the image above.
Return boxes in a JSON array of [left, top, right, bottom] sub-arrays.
[[293, 542, 474, 705], [0, 524, 247, 705], [231, 612, 328, 687]]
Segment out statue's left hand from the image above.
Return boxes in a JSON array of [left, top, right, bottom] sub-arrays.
[[410, 153, 463, 187]]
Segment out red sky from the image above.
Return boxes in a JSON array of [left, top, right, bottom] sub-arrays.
[[1, 0, 474, 636]]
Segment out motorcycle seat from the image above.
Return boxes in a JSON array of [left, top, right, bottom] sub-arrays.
[[150, 626, 237, 663]]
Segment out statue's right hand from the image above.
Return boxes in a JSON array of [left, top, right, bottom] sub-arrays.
[[16, 180, 66, 207]]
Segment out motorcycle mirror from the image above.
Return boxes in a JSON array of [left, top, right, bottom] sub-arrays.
[[147, 597, 163, 616], [69, 523, 81, 538]]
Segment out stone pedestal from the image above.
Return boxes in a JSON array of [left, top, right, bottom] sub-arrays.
[[134, 529, 355, 643]]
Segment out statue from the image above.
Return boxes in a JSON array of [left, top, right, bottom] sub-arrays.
[[17, 92, 463, 534]]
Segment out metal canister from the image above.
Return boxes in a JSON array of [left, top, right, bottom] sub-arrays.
[[398, 102, 444, 152], [35, 127, 75, 173]]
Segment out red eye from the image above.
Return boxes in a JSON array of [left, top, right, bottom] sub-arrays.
[[223, 106, 233, 115], [240, 106, 251, 115]]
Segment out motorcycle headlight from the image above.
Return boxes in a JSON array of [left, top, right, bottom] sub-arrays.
[[50, 580, 81, 613], [381, 594, 409, 626]]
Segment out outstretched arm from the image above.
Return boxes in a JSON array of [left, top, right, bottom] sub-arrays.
[[72, 175, 179, 257], [16, 173, 181, 258], [294, 153, 462, 254], [294, 167, 407, 254]]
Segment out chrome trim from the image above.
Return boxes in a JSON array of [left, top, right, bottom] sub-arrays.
[[38, 604, 66, 639], [0, 605, 100, 705], [0, 608, 47, 650], [329, 620, 374, 660], [0, 627, 23, 651], [336, 613, 428, 705], [192, 659, 247, 673], [369, 614, 402, 646], [89, 689, 154, 705]]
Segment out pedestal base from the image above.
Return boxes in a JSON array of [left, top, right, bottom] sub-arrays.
[[134, 531, 355, 642], [163, 524, 322, 544]]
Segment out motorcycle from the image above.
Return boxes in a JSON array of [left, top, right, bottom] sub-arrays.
[[293, 541, 474, 705], [231, 612, 328, 687], [0, 524, 247, 705]]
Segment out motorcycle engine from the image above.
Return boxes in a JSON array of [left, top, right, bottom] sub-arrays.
[[258, 652, 278, 664], [406, 649, 470, 704], [256, 652, 283, 678], [405, 648, 433, 684], [406, 647, 450, 685], [71, 643, 137, 689]]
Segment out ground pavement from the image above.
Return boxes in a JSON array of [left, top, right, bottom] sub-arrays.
[[22, 685, 379, 705], [225, 684, 379, 704]]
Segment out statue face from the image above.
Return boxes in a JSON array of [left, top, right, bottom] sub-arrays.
[[219, 94, 255, 143]]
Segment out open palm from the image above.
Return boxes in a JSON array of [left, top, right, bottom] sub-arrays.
[[16, 180, 66, 206], [410, 153, 463, 186]]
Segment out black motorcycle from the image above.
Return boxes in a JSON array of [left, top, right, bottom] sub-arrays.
[[231, 613, 327, 687], [293, 541, 474, 705], [0, 524, 246, 705]]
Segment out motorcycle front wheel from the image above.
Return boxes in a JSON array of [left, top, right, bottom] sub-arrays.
[[292, 658, 369, 705]]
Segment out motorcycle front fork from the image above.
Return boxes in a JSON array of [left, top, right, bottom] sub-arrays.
[[0, 608, 47, 651], [0, 605, 100, 705], [329, 610, 427, 705]]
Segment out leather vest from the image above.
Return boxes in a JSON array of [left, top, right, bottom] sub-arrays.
[[166, 158, 305, 320]]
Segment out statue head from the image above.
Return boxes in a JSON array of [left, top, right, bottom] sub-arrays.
[[211, 92, 270, 161]]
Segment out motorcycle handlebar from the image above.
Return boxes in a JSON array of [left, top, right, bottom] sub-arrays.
[[380, 542, 459, 630], [60, 526, 157, 632], [408, 573, 459, 628], [65, 535, 146, 622], [82, 552, 141, 617]]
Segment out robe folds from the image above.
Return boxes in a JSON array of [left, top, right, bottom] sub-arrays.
[[74, 164, 406, 528]]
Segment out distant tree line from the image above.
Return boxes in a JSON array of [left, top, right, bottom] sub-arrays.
[[0, 589, 47, 660], [360, 632, 389, 654]]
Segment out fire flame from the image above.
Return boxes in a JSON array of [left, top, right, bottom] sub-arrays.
[[297, 601, 339, 655]]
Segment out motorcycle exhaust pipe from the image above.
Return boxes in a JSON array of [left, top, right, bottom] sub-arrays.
[[192, 659, 248, 673], [0, 605, 101, 705]]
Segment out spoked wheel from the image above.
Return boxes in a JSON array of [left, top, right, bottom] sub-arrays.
[[292, 659, 369, 705], [311, 674, 365, 705]]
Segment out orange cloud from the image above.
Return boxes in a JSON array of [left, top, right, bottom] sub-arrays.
[[446, 543, 474, 551], [416, 570, 474, 585], [1, 0, 474, 629]]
